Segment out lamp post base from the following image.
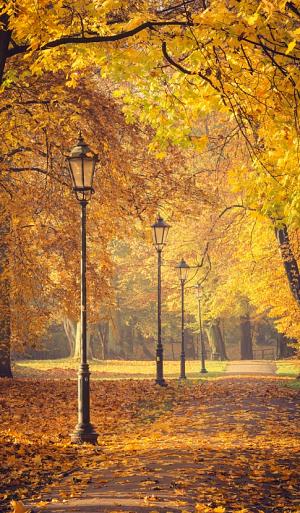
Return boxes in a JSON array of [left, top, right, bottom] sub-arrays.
[[71, 423, 99, 445], [200, 368, 208, 374]]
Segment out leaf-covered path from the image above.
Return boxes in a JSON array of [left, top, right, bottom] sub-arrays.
[[19, 377, 299, 513]]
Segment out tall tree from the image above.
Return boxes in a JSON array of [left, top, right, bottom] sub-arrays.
[[2, 0, 300, 369], [0, 68, 191, 376], [240, 314, 253, 360]]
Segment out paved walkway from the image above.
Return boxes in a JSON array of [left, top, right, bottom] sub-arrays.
[[225, 360, 276, 375], [33, 378, 299, 513]]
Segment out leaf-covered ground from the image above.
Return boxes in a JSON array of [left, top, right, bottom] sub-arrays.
[[0, 377, 299, 513], [14, 359, 227, 380]]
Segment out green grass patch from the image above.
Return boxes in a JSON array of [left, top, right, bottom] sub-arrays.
[[275, 359, 300, 377], [280, 380, 300, 389], [14, 358, 227, 380]]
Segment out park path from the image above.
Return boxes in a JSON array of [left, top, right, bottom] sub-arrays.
[[33, 377, 300, 513], [225, 360, 276, 375]]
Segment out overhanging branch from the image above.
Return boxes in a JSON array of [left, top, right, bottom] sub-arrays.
[[286, 2, 300, 18], [162, 41, 220, 92], [7, 20, 193, 58]]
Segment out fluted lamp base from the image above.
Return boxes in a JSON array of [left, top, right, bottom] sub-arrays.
[[71, 423, 98, 445]]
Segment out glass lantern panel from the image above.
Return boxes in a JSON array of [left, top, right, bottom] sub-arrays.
[[181, 267, 189, 281], [83, 158, 94, 189], [177, 260, 189, 281], [177, 266, 184, 281], [153, 226, 164, 246], [162, 225, 169, 244], [69, 157, 83, 188]]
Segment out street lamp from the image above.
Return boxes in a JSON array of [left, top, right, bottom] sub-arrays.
[[176, 258, 190, 380], [67, 133, 99, 444], [196, 283, 208, 374], [151, 215, 170, 386]]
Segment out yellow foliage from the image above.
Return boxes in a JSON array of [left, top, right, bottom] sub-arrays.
[[2, 0, 300, 352]]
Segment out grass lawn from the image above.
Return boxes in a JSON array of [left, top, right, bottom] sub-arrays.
[[275, 359, 300, 377], [14, 358, 227, 380]]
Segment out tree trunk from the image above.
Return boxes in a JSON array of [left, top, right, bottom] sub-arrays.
[[96, 322, 109, 360], [63, 317, 76, 356], [0, 215, 12, 378], [277, 334, 287, 359], [139, 337, 154, 360], [240, 314, 253, 360], [206, 320, 228, 360], [63, 318, 81, 358], [277, 334, 294, 359], [87, 328, 93, 359], [126, 322, 134, 357], [0, 19, 12, 378], [275, 225, 300, 305], [0, 302, 12, 377], [0, 284, 12, 377], [187, 332, 196, 359], [0, 13, 11, 85]]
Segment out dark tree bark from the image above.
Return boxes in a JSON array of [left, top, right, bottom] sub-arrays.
[[240, 313, 253, 360], [206, 319, 228, 360], [277, 333, 295, 358], [0, 215, 12, 378], [0, 13, 11, 84], [0, 16, 12, 378], [0, 289, 12, 377], [275, 225, 300, 305]]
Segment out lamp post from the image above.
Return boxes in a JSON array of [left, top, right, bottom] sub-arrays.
[[176, 259, 190, 380], [151, 216, 170, 386], [196, 283, 207, 374], [67, 133, 99, 444]]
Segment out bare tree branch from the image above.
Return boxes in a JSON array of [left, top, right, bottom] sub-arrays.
[[162, 41, 220, 92]]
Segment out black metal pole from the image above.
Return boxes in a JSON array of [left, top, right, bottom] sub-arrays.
[[156, 249, 166, 386], [198, 295, 207, 374], [71, 200, 98, 444], [180, 280, 186, 380]]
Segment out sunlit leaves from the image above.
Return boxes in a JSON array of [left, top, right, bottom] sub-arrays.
[[2, 0, 300, 350]]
